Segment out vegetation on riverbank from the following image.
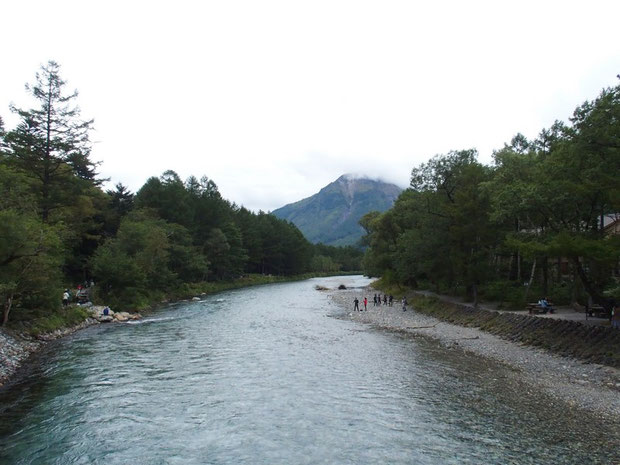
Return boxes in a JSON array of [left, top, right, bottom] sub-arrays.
[[9, 305, 91, 337], [0, 61, 363, 327], [361, 80, 620, 312], [10, 271, 362, 335]]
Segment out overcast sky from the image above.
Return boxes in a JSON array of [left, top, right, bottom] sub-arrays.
[[1, 1, 619, 211]]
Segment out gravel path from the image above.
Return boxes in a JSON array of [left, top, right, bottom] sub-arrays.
[[328, 287, 620, 420]]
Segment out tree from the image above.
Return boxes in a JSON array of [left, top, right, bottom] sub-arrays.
[[103, 183, 134, 237], [4, 60, 99, 222], [91, 212, 176, 309], [0, 164, 62, 325]]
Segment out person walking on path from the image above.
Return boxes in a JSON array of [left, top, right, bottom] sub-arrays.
[[363, 297, 368, 311], [353, 297, 359, 312], [402, 297, 407, 312]]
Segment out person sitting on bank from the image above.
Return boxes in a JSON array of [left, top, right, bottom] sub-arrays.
[[538, 297, 554, 314]]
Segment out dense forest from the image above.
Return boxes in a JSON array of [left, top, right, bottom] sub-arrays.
[[0, 61, 362, 327], [361, 80, 620, 311]]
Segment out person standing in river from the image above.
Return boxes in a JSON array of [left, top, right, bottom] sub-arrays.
[[389, 295, 393, 306], [363, 297, 368, 311], [353, 297, 359, 311], [373, 294, 378, 306], [383, 294, 388, 306]]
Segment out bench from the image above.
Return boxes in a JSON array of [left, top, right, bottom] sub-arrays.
[[526, 302, 554, 314]]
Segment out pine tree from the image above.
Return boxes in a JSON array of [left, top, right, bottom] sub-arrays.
[[5, 60, 99, 222]]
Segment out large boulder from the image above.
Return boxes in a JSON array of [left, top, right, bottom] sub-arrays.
[[88, 306, 141, 323], [89, 306, 114, 322]]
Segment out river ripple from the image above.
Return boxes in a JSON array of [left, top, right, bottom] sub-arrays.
[[0, 276, 618, 464]]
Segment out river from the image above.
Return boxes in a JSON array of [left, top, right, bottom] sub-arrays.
[[0, 276, 617, 464]]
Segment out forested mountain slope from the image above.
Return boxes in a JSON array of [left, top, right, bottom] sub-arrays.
[[272, 175, 402, 246]]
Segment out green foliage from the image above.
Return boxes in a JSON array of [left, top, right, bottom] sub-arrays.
[[362, 82, 620, 310], [27, 305, 90, 336], [0, 61, 365, 329], [0, 165, 64, 324], [4, 61, 99, 222]]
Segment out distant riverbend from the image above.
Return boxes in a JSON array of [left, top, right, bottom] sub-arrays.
[[1, 276, 618, 464]]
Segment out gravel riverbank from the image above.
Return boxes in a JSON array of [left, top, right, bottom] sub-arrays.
[[0, 328, 41, 387], [0, 304, 141, 387], [0, 318, 104, 387], [328, 287, 620, 420]]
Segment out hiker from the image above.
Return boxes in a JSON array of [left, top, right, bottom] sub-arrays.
[[402, 297, 407, 312], [363, 297, 368, 311], [389, 295, 393, 306], [383, 294, 387, 306], [373, 294, 378, 306], [353, 297, 359, 311], [62, 290, 70, 307]]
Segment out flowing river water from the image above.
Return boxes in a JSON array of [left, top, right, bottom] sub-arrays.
[[0, 276, 618, 464]]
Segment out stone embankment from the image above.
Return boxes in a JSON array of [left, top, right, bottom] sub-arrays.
[[0, 305, 140, 387], [408, 294, 620, 368]]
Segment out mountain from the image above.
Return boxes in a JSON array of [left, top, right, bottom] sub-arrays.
[[271, 174, 403, 247]]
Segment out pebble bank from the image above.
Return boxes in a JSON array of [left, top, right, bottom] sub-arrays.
[[328, 287, 620, 420], [0, 306, 140, 387]]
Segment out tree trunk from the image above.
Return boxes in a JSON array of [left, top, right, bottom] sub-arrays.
[[572, 257, 612, 310], [524, 259, 537, 302], [2, 294, 13, 327], [570, 265, 578, 305], [472, 282, 478, 308]]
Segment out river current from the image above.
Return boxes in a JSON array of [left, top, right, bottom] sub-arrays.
[[0, 276, 617, 464]]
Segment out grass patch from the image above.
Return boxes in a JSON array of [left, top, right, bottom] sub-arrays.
[[28, 305, 90, 337]]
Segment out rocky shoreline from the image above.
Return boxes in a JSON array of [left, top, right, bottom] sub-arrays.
[[328, 287, 620, 420], [0, 306, 140, 387]]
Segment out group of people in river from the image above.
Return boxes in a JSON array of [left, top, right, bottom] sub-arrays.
[[353, 294, 408, 312]]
